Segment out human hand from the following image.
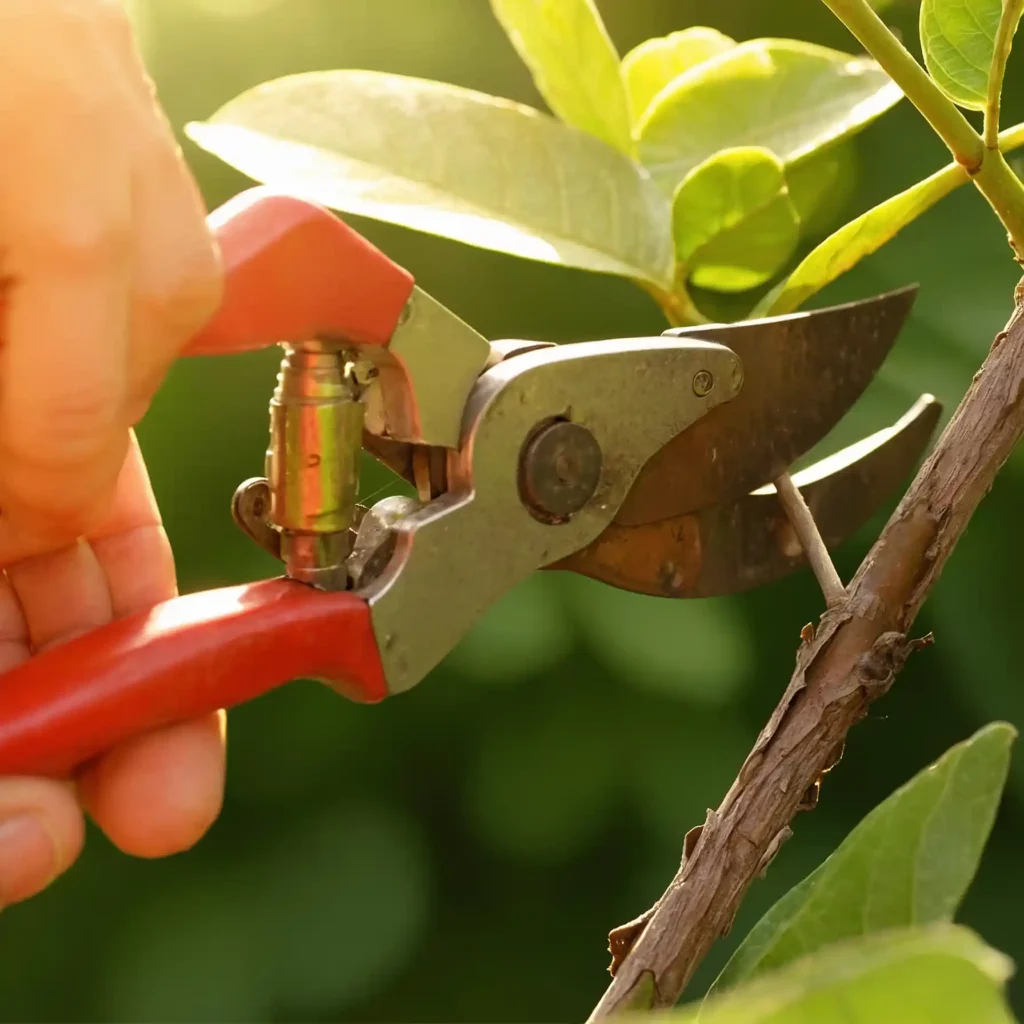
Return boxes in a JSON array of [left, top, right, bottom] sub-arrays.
[[0, 0, 225, 906]]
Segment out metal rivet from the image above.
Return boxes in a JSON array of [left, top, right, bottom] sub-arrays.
[[692, 370, 714, 397], [519, 420, 603, 522]]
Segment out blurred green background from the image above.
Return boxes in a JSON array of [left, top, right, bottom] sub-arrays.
[[3, 0, 1024, 1020]]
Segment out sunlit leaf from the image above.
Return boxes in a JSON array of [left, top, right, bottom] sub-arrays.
[[920, 0, 1018, 110], [637, 39, 902, 196], [621, 27, 736, 124], [757, 160, 964, 315], [711, 723, 1015, 996], [187, 71, 674, 288], [489, 0, 632, 153], [673, 147, 799, 292], [658, 926, 1015, 1024]]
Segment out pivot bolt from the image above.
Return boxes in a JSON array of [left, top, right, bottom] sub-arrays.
[[519, 420, 602, 522], [692, 369, 715, 397]]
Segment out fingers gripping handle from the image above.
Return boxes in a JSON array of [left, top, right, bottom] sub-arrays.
[[186, 188, 415, 355], [0, 580, 387, 778]]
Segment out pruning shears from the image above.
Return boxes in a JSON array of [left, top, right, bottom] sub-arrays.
[[0, 188, 940, 778]]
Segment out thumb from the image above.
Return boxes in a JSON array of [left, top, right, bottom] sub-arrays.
[[0, 778, 84, 907]]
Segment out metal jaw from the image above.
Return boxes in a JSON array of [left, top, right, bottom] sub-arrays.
[[356, 338, 743, 693]]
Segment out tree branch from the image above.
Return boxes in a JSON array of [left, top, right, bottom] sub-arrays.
[[587, 292, 1024, 1019]]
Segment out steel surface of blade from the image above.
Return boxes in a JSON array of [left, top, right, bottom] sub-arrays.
[[614, 287, 918, 527], [553, 395, 940, 599]]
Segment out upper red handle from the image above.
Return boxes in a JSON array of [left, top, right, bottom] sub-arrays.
[[0, 579, 387, 778], [0, 187, 416, 357], [186, 187, 415, 355]]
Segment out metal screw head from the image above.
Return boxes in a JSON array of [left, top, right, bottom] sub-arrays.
[[519, 420, 603, 522], [692, 369, 715, 397]]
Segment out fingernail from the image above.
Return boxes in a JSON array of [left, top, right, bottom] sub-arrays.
[[0, 813, 56, 906]]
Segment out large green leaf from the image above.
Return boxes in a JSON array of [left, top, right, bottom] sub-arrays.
[[187, 71, 673, 288], [920, 0, 1015, 110], [711, 723, 1015, 997], [657, 926, 1015, 1024], [756, 160, 965, 316], [489, 0, 632, 154], [673, 147, 799, 293], [636, 39, 902, 196], [621, 27, 737, 125]]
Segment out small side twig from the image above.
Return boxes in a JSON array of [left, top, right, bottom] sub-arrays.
[[587, 296, 1024, 1019], [773, 472, 846, 606]]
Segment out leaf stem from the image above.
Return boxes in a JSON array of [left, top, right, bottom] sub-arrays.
[[819, 0, 984, 171], [984, 0, 1024, 149], [642, 281, 710, 327]]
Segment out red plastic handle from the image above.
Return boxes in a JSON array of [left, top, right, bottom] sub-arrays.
[[0, 578, 387, 778], [186, 187, 415, 355]]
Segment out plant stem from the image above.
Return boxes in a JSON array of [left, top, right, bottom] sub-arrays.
[[820, 0, 984, 171], [974, 149, 1024, 258], [821, 0, 1024, 259], [984, 0, 1024, 149]]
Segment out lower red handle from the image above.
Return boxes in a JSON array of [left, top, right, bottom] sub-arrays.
[[0, 578, 387, 778]]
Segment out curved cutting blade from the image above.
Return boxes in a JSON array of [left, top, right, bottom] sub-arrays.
[[614, 286, 918, 527], [554, 394, 940, 599]]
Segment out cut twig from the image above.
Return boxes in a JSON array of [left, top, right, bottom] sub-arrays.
[[773, 471, 846, 606], [587, 295, 1024, 1019]]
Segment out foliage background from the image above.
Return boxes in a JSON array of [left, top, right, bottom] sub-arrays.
[[2, 0, 1023, 1020]]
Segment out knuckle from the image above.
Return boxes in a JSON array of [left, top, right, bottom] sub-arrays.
[[29, 216, 132, 276], [137, 237, 224, 337], [9, 384, 121, 469], [0, 425, 124, 538]]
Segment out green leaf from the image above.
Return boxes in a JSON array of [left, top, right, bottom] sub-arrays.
[[621, 27, 737, 124], [187, 71, 673, 288], [636, 39, 902, 196], [756, 159, 964, 316], [711, 723, 1015, 996], [489, 0, 632, 154], [659, 926, 1015, 1024], [785, 139, 860, 240], [672, 147, 799, 293], [920, 0, 1010, 110]]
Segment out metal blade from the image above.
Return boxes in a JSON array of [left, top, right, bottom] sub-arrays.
[[552, 395, 940, 599], [614, 286, 918, 527]]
